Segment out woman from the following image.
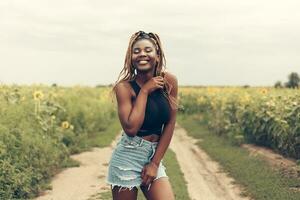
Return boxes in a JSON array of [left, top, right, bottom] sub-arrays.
[[106, 30, 178, 200]]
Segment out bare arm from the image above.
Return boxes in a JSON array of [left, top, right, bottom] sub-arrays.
[[115, 82, 149, 136], [150, 72, 178, 166]]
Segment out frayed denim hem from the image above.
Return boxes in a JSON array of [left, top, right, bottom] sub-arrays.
[[106, 180, 156, 192], [106, 181, 140, 192]]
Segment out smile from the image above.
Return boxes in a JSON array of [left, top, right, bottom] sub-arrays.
[[138, 60, 149, 64]]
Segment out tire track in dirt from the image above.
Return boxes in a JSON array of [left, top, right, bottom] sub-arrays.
[[169, 123, 251, 200]]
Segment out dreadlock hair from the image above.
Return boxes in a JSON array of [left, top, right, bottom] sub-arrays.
[[110, 30, 179, 110]]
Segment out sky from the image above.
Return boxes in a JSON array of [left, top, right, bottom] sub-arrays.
[[0, 0, 300, 87]]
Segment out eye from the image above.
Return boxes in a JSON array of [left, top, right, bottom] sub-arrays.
[[133, 47, 152, 54], [133, 49, 140, 54], [145, 47, 153, 52]]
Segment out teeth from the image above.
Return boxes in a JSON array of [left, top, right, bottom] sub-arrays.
[[139, 60, 148, 64]]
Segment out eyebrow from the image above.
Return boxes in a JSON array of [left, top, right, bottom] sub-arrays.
[[133, 46, 153, 50]]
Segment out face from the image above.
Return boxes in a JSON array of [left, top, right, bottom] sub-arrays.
[[131, 39, 159, 73]]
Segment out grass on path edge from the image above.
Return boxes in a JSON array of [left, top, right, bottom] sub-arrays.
[[177, 113, 300, 200]]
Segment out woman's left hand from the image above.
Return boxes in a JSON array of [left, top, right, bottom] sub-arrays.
[[141, 161, 158, 186]]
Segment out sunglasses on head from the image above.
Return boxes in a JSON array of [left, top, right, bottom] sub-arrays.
[[134, 31, 159, 53], [136, 31, 155, 39]]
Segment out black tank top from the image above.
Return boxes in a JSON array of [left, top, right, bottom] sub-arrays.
[[129, 79, 171, 137]]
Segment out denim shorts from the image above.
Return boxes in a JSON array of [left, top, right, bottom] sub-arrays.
[[105, 131, 168, 192]]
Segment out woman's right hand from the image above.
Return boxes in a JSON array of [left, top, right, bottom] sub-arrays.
[[141, 76, 165, 94]]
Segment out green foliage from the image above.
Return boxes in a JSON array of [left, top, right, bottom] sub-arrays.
[[0, 84, 117, 199], [285, 72, 300, 89], [178, 113, 300, 200], [179, 87, 300, 159]]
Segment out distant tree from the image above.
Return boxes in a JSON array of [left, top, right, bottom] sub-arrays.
[[285, 72, 300, 89], [52, 83, 57, 87], [95, 84, 111, 88], [243, 85, 250, 88], [274, 81, 283, 88]]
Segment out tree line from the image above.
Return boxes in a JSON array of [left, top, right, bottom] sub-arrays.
[[274, 72, 300, 89]]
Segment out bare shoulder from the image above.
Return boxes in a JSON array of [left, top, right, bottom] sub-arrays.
[[115, 80, 135, 98], [164, 71, 178, 88]]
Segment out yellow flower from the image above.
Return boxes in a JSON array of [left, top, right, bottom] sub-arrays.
[[260, 89, 268, 94], [70, 125, 74, 130], [61, 121, 70, 129], [51, 115, 56, 120], [239, 94, 251, 104], [33, 91, 44, 100]]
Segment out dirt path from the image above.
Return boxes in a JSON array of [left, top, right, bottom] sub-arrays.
[[35, 125, 253, 200], [169, 123, 251, 200], [34, 123, 300, 200], [34, 131, 122, 200]]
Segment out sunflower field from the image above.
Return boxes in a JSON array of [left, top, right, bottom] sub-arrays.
[[178, 86, 300, 160], [1, 84, 299, 199], [0, 84, 116, 199]]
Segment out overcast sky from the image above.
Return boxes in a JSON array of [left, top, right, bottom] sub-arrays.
[[1, 0, 300, 87]]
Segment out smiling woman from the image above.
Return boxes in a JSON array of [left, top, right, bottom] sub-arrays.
[[131, 39, 159, 73], [106, 31, 179, 200]]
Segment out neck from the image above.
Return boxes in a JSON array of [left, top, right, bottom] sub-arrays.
[[135, 67, 156, 84]]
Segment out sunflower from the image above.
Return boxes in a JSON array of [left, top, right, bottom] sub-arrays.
[[33, 91, 44, 100], [61, 121, 70, 129], [260, 89, 268, 94]]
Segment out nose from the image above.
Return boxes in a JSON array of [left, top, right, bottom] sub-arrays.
[[139, 50, 147, 56]]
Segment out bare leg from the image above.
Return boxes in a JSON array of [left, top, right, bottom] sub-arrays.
[[140, 177, 175, 200], [111, 185, 138, 200]]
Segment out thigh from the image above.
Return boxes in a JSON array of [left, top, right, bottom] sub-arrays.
[[112, 185, 138, 200], [140, 177, 175, 200]]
